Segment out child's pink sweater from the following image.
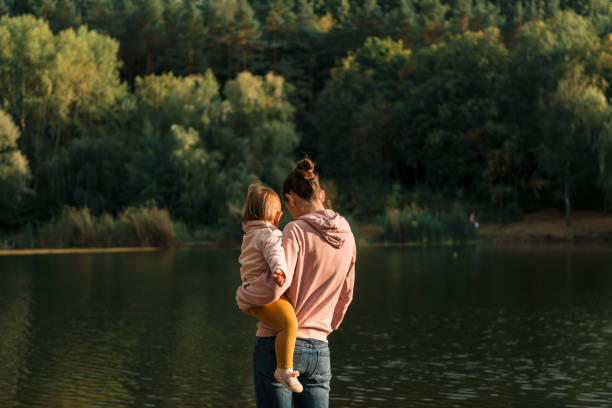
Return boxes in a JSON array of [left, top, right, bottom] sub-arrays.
[[236, 209, 356, 342], [239, 221, 288, 284]]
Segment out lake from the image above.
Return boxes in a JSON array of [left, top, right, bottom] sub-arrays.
[[1, 246, 612, 407]]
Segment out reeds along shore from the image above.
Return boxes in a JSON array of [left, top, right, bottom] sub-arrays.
[[3, 204, 176, 249], [4, 205, 612, 251], [2, 204, 479, 250]]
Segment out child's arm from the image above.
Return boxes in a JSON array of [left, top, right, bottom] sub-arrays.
[[262, 229, 290, 288], [272, 269, 285, 286]]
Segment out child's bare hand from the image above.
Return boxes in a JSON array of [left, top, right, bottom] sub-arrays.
[[273, 269, 286, 287]]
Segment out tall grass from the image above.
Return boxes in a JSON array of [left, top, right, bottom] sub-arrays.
[[36, 203, 176, 248], [381, 205, 476, 243]]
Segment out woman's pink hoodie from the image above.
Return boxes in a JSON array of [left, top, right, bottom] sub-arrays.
[[236, 209, 356, 342]]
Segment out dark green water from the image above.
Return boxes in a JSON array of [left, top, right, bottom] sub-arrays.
[[1, 246, 612, 407]]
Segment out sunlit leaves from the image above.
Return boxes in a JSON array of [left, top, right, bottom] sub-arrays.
[[536, 65, 612, 218], [0, 110, 31, 226]]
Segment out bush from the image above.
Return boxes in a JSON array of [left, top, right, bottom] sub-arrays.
[[117, 204, 175, 247], [382, 205, 476, 243], [35, 203, 176, 248]]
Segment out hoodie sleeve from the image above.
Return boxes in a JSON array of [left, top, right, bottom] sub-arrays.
[[281, 222, 301, 286], [331, 245, 356, 330], [261, 228, 289, 278]]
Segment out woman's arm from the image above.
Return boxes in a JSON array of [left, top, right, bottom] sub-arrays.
[[281, 223, 300, 284], [331, 246, 356, 330]]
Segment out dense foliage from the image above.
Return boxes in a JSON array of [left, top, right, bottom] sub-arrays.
[[2, 0, 612, 243]]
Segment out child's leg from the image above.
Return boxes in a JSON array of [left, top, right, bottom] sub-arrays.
[[248, 296, 298, 369]]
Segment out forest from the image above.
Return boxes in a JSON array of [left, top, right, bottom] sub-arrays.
[[2, 0, 612, 247]]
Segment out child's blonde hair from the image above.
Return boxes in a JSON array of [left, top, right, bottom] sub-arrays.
[[242, 182, 281, 224]]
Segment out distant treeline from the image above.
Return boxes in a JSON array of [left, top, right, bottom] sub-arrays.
[[2, 0, 612, 242]]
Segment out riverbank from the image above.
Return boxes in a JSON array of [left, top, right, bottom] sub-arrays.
[[0, 247, 161, 256], [479, 209, 612, 244], [3, 208, 612, 254]]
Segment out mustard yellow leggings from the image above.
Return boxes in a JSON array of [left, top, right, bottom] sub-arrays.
[[247, 295, 298, 369]]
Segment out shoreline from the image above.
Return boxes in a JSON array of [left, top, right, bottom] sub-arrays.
[[2, 237, 611, 257], [0, 247, 161, 256], [478, 209, 612, 244], [3, 210, 612, 255]]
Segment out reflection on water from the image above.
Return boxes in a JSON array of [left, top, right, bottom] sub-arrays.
[[0, 259, 32, 404], [1, 246, 612, 407]]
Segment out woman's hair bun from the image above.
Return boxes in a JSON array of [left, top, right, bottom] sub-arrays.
[[283, 157, 320, 200], [294, 158, 316, 180]]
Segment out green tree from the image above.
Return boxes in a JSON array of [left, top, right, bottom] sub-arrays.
[[594, 120, 612, 211], [127, 70, 297, 225], [0, 15, 125, 172], [255, 0, 335, 115], [0, 15, 56, 166], [114, 0, 164, 81], [405, 28, 511, 202], [85, 0, 115, 34], [34, 0, 82, 32], [200, 0, 261, 79], [505, 10, 602, 208], [125, 71, 222, 213], [50, 25, 126, 149], [221, 71, 298, 187], [537, 65, 610, 226], [6, 0, 38, 15], [34, 135, 126, 215], [0, 110, 30, 227], [0, 0, 10, 15], [134, 71, 220, 132], [157, 0, 207, 75], [581, 0, 612, 35], [448, 0, 505, 33], [310, 37, 410, 214]]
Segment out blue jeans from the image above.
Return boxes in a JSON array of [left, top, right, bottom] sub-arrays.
[[253, 337, 331, 408]]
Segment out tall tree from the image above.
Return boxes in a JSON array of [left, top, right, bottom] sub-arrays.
[[404, 27, 511, 201], [537, 65, 610, 226], [116, 0, 164, 81], [50, 25, 126, 149], [310, 36, 411, 201], [200, 0, 261, 80], [0, 15, 57, 167], [158, 0, 206, 75], [0, 110, 30, 227], [35, 0, 82, 32], [506, 10, 601, 208]]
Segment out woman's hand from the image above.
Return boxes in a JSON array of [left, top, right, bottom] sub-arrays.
[[273, 269, 286, 287]]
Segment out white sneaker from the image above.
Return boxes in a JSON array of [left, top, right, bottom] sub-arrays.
[[274, 368, 303, 393]]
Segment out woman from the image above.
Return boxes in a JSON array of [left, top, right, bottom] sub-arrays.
[[236, 158, 356, 408]]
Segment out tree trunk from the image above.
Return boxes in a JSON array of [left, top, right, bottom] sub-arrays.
[[564, 180, 571, 227], [273, 30, 278, 64], [308, 56, 315, 111], [146, 45, 152, 74], [54, 128, 61, 151]]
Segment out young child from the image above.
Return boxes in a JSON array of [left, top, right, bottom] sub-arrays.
[[238, 182, 303, 393]]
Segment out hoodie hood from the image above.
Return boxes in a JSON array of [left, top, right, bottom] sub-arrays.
[[242, 220, 277, 233], [298, 209, 351, 249]]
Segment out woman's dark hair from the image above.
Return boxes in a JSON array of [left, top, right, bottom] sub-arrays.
[[282, 158, 321, 201]]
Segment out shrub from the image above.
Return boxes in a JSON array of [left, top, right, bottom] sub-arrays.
[[382, 205, 476, 243], [35, 203, 176, 248], [117, 203, 175, 247]]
